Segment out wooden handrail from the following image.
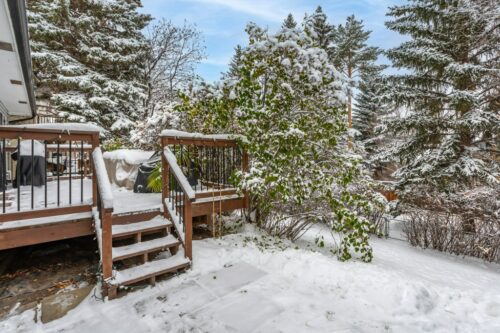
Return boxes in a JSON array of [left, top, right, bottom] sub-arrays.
[[91, 147, 113, 293], [161, 130, 242, 147], [92, 147, 114, 211], [0, 125, 100, 141], [163, 147, 196, 201]]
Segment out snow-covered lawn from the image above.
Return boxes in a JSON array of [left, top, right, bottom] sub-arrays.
[[2, 224, 499, 333]]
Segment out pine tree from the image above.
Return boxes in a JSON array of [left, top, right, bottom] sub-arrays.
[[282, 13, 297, 29], [331, 15, 381, 129], [383, 0, 499, 193], [304, 6, 334, 50], [28, 0, 151, 135]]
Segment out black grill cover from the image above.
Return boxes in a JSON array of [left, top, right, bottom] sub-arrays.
[[134, 151, 161, 193]]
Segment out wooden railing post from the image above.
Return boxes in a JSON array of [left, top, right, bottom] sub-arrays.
[[101, 209, 113, 279], [161, 137, 169, 219], [184, 194, 193, 260]]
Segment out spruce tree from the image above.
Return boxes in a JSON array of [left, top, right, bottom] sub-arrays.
[[331, 15, 381, 129], [304, 6, 334, 50], [224, 45, 243, 79], [383, 0, 499, 193], [28, 0, 151, 135], [353, 68, 387, 153], [282, 13, 297, 29]]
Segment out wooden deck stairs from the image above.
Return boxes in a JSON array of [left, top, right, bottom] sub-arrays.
[[105, 214, 190, 298]]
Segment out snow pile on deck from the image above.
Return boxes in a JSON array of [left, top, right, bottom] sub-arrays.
[[1, 224, 499, 333], [103, 149, 154, 190]]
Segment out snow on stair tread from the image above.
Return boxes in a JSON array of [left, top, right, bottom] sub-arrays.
[[110, 253, 190, 285], [194, 193, 242, 204], [112, 235, 179, 260], [0, 211, 93, 231], [112, 216, 172, 237]]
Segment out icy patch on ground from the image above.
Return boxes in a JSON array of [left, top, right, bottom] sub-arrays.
[[1, 224, 499, 333]]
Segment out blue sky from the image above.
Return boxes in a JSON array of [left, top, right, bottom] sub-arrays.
[[140, 0, 406, 82]]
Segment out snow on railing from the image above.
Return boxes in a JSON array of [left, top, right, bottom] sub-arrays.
[[7, 122, 104, 134], [92, 147, 113, 210], [161, 129, 245, 142]]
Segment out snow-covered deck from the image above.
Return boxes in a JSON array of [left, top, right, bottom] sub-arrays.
[[2, 179, 93, 213], [1, 180, 164, 215]]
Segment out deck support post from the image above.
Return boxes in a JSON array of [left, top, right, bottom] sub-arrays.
[[184, 194, 193, 261], [101, 209, 114, 299], [161, 137, 169, 219]]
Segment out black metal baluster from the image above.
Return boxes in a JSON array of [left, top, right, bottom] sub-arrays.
[[200, 146, 203, 191], [2, 138, 5, 213], [57, 141, 60, 206], [232, 146, 236, 170], [17, 138, 20, 211], [222, 147, 226, 188], [44, 141, 47, 208], [217, 147, 221, 188], [178, 186, 181, 225], [211, 147, 214, 185], [69, 141, 72, 204], [31, 139, 34, 209], [80, 141, 84, 203], [193, 146, 197, 191], [170, 172, 174, 210]]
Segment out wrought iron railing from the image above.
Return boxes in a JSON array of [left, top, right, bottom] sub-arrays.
[[0, 126, 98, 222], [160, 131, 249, 260]]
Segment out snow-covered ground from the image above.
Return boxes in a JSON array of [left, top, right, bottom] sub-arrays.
[[2, 223, 499, 333]]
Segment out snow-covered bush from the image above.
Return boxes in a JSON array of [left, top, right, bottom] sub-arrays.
[[179, 23, 380, 262], [401, 185, 500, 262], [130, 101, 181, 150]]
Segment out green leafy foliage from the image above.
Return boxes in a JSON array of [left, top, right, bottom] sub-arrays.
[[178, 22, 378, 262]]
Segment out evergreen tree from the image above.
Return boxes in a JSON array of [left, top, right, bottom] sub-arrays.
[[353, 68, 388, 153], [331, 15, 381, 128], [28, 0, 151, 135], [304, 6, 334, 50], [224, 45, 243, 79], [383, 0, 499, 192], [282, 13, 297, 29]]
